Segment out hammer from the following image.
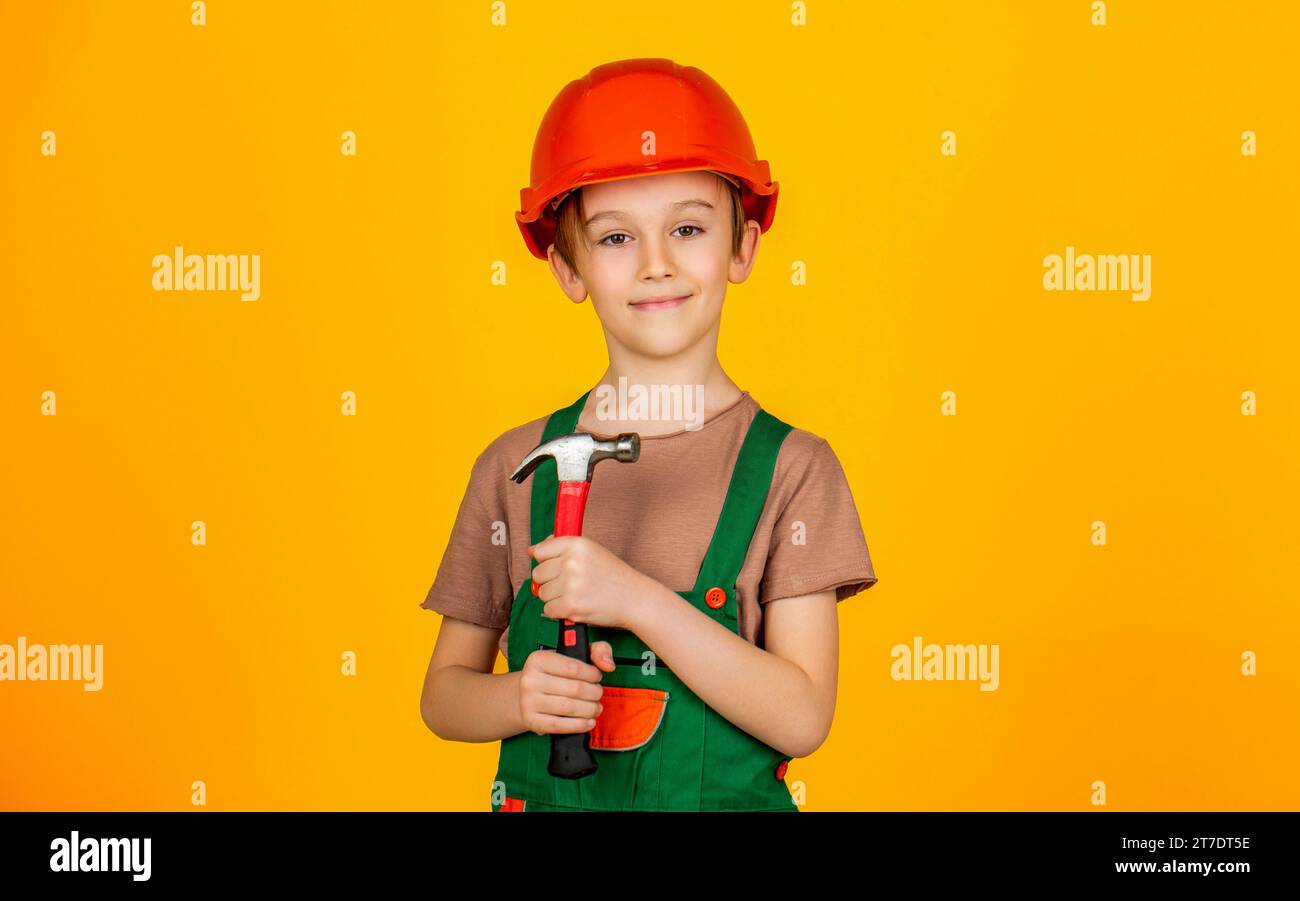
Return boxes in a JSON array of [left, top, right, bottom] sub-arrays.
[[510, 429, 640, 779]]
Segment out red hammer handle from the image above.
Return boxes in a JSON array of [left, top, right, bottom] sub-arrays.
[[552, 480, 591, 640], [554, 481, 591, 538]]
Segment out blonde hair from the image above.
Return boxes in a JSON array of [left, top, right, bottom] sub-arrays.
[[551, 171, 747, 276]]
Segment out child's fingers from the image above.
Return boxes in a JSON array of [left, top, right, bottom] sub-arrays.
[[529, 557, 559, 595], [536, 691, 603, 722], [528, 534, 571, 561], [532, 670, 604, 704], [590, 641, 616, 672], [536, 648, 602, 682], [528, 712, 598, 735]]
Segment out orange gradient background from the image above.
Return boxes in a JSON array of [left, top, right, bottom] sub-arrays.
[[1, 1, 1296, 810]]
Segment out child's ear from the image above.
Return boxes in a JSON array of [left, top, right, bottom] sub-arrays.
[[546, 244, 589, 304], [727, 220, 762, 284]]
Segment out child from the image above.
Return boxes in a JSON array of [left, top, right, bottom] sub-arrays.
[[419, 58, 877, 811]]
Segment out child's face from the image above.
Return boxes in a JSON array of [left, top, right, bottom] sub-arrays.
[[547, 170, 761, 360]]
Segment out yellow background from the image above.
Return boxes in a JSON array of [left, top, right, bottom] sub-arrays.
[[2, 1, 1296, 810]]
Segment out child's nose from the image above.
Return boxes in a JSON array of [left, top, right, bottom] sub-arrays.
[[637, 239, 676, 279]]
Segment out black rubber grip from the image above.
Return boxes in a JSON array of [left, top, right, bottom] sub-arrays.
[[548, 620, 598, 779]]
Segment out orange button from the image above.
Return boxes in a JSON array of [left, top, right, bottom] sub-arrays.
[[775, 759, 789, 780], [705, 587, 727, 609]]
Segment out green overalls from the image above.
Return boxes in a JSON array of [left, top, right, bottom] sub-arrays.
[[491, 390, 799, 812]]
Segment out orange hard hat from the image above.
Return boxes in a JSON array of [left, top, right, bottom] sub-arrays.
[[516, 58, 779, 260]]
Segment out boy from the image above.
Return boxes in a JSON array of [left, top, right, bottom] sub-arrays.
[[419, 59, 877, 811]]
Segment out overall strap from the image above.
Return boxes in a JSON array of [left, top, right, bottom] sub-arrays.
[[529, 390, 592, 550], [690, 408, 794, 611]]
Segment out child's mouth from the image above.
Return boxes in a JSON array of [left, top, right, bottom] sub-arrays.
[[629, 293, 692, 311]]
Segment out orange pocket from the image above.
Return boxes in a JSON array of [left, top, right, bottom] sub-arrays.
[[589, 686, 669, 751], [498, 796, 526, 812]]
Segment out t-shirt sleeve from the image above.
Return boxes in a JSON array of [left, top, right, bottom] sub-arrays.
[[418, 443, 514, 630], [760, 436, 878, 604]]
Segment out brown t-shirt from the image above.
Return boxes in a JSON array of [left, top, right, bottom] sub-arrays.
[[420, 391, 878, 659]]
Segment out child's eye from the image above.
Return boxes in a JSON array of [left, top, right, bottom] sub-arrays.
[[597, 226, 703, 246]]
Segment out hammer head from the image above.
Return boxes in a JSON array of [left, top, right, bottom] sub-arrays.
[[510, 431, 640, 484]]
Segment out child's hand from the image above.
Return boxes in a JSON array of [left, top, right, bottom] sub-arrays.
[[529, 535, 652, 631], [517, 641, 616, 736]]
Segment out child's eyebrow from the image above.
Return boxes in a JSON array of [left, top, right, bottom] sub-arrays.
[[583, 198, 716, 229]]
